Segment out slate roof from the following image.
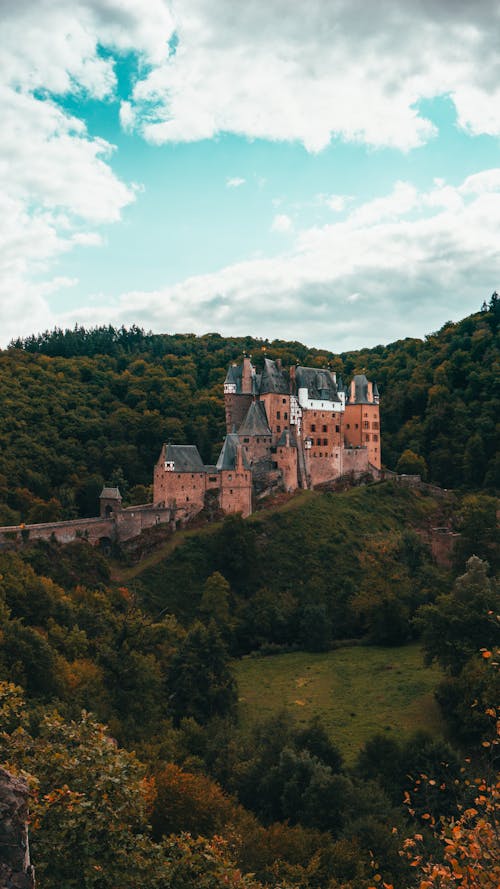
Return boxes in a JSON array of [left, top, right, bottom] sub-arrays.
[[224, 363, 243, 391], [276, 428, 297, 448], [100, 487, 122, 500], [373, 382, 380, 399], [349, 374, 371, 404], [164, 444, 205, 472], [259, 358, 289, 394], [216, 434, 250, 471], [295, 366, 339, 401], [238, 401, 272, 436]]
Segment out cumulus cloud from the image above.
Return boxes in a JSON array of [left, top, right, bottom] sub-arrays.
[[271, 213, 293, 233], [226, 177, 246, 188], [0, 0, 172, 340], [123, 0, 500, 151], [324, 195, 352, 213], [54, 169, 500, 351]]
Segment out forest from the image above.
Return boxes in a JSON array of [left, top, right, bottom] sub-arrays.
[[0, 299, 498, 888], [0, 293, 498, 526]]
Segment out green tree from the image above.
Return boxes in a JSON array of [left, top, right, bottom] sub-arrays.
[[396, 449, 428, 479], [452, 494, 499, 571], [199, 572, 231, 627], [166, 621, 237, 726], [416, 556, 499, 675]]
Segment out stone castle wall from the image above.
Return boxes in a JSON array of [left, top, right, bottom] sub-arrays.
[[0, 503, 174, 549]]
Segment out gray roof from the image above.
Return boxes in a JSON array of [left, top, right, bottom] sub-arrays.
[[349, 374, 370, 404], [276, 428, 296, 448], [295, 366, 339, 401], [100, 486, 122, 500], [164, 444, 205, 472], [216, 433, 250, 471], [259, 358, 289, 394], [373, 382, 380, 398], [238, 401, 272, 436], [224, 363, 243, 392]]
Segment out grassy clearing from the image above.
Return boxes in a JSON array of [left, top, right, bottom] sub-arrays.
[[234, 643, 444, 764]]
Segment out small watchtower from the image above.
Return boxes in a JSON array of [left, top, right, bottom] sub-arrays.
[[99, 486, 122, 518]]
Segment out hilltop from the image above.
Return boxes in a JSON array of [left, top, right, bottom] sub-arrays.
[[0, 295, 498, 526]]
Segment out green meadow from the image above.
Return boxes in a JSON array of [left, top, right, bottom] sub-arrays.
[[235, 643, 444, 764]]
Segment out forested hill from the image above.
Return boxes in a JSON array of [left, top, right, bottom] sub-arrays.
[[1, 294, 498, 523]]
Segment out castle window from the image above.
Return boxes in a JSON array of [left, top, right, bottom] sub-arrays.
[[277, 410, 281, 419], [316, 438, 321, 446], [322, 425, 327, 432], [282, 398, 286, 404], [335, 425, 340, 433], [373, 434, 379, 442], [346, 423, 350, 429], [323, 439, 328, 446], [363, 421, 369, 429], [355, 423, 359, 429], [284, 412, 288, 419], [277, 425, 281, 432], [372, 422, 379, 430], [230, 489, 233, 494], [209, 476, 217, 482], [186, 496, 189, 501], [243, 437, 249, 443], [319, 452, 322, 457], [228, 474, 232, 479], [311, 424, 316, 432]]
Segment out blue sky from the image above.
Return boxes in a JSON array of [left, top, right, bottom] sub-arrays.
[[2, 1, 500, 350]]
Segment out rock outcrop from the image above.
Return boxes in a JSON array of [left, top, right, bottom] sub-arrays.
[[0, 767, 35, 889]]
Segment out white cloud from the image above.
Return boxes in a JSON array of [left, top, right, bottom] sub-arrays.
[[52, 169, 500, 351], [226, 177, 246, 188], [123, 0, 500, 152], [324, 194, 351, 213], [271, 213, 293, 233], [0, 0, 170, 339]]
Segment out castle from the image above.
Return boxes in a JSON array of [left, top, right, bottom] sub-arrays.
[[153, 358, 381, 519], [0, 358, 381, 549]]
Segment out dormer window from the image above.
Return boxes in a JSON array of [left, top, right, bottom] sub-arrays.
[[165, 461, 175, 471]]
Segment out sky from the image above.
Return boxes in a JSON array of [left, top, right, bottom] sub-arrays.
[[2, 0, 500, 351]]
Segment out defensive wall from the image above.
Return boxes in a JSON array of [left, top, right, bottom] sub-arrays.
[[0, 503, 175, 550]]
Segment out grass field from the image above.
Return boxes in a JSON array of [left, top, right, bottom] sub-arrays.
[[234, 643, 444, 764]]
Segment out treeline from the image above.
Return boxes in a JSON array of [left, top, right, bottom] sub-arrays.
[[1, 295, 498, 524]]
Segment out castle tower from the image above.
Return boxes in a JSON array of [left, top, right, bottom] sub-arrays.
[[99, 486, 122, 518], [344, 374, 381, 470], [224, 359, 255, 433]]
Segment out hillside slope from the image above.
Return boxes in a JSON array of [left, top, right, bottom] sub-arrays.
[[130, 483, 450, 651]]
